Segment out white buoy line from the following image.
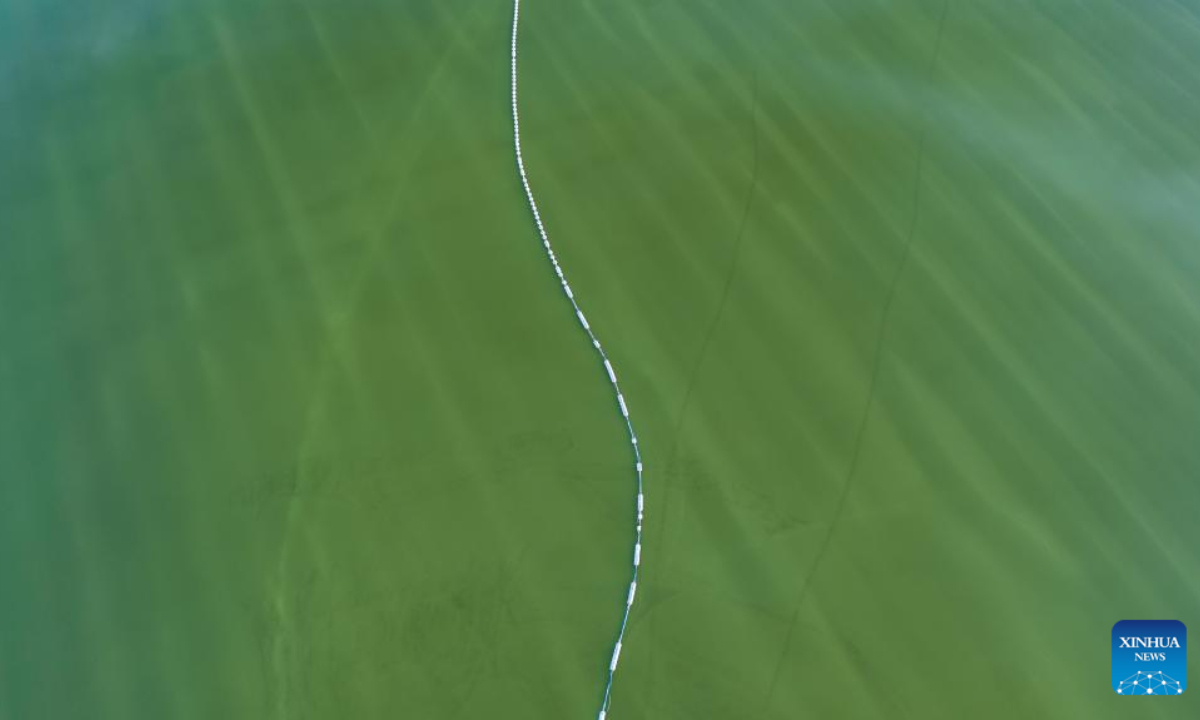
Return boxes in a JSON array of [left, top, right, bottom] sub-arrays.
[[510, 2, 644, 718]]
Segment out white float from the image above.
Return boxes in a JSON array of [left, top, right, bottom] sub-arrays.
[[512, 2, 646, 716]]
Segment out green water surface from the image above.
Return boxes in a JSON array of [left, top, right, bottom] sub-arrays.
[[2, 0, 1199, 717]]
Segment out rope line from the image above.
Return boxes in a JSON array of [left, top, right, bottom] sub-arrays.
[[510, 2, 644, 718]]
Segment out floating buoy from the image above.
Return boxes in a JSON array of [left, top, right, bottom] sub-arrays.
[[511, 1, 645, 716]]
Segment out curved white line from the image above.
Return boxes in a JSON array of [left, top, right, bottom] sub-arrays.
[[510, 3, 645, 718]]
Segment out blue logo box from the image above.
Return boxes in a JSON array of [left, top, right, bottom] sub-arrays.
[[1112, 620, 1186, 695]]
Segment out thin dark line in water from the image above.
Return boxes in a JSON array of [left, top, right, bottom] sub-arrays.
[[760, 0, 953, 711], [640, 61, 761, 706], [652, 60, 762, 591], [510, 3, 645, 719]]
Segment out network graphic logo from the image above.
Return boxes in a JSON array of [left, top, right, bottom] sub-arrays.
[[1115, 671, 1183, 696], [1112, 620, 1186, 696]]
